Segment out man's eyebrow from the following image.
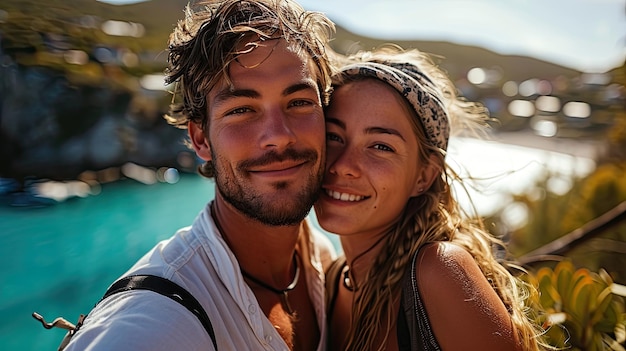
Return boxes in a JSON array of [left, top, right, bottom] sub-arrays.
[[325, 117, 345, 129], [283, 81, 318, 96], [212, 88, 260, 106], [211, 81, 317, 107], [365, 126, 406, 141]]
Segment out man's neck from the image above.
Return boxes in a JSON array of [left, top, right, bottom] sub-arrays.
[[211, 194, 302, 282]]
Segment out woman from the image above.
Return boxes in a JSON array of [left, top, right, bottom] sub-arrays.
[[315, 46, 543, 350]]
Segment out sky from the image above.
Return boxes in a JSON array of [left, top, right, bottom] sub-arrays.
[[100, 0, 626, 73]]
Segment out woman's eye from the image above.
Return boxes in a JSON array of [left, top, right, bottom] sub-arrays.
[[326, 132, 343, 143]]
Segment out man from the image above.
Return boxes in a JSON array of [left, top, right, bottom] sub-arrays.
[[65, 1, 336, 350]]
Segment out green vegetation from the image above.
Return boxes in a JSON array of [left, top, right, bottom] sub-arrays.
[[498, 61, 626, 350], [503, 62, 626, 284], [526, 261, 626, 350]]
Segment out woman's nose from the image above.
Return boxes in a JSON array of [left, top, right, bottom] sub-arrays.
[[328, 146, 360, 178]]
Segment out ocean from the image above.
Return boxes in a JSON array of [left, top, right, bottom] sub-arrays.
[[0, 174, 339, 350]]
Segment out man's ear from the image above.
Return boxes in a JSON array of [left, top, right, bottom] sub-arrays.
[[410, 153, 440, 197], [188, 121, 212, 161]]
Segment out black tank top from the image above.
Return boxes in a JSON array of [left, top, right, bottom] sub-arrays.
[[325, 249, 442, 351]]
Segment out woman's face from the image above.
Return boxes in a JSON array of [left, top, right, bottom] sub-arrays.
[[315, 78, 429, 237]]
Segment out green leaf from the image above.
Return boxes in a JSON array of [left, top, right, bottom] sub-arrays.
[[555, 261, 575, 301], [570, 275, 593, 323], [591, 286, 616, 325], [611, 283, 626, 298]]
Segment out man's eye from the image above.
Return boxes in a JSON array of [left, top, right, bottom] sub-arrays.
[[373, 144, 394, 152], [226, 107, 252, 115], [290, 99, 313, 107]]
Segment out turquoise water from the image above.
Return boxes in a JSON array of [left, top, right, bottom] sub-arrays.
[[0, 174, 339, 350]]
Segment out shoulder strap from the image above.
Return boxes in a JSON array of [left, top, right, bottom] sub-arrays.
[[101, 275, 217, 350], [398, 248, 441, 351]]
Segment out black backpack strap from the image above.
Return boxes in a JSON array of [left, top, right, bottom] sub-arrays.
[[398, 249, 441, 351], [101, 275, 217, 350]]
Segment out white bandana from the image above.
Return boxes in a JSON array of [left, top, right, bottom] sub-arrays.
[[340, 62, 450, 151]]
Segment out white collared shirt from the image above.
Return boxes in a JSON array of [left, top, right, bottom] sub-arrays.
[[65, 201, 336, 351]]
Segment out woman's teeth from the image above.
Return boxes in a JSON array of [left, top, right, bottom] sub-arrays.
[[326, 190, 364, 202]]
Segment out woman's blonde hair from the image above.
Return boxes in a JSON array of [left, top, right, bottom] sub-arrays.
[[332, 45, 545, 351]]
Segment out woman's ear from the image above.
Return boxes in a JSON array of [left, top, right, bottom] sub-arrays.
[[411, 153, 440, 197], [188, 121, 212, 161]]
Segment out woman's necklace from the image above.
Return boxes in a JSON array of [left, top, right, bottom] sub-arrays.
[[342, 263, 356, 291], [342, 233, 388, 292], [240, 251, 300, 315]]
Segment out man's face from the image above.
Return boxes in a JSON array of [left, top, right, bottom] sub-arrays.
[[203, 39, 326, 226]]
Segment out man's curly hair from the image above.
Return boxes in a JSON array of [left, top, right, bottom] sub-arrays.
[[164, 0, 335, 130]]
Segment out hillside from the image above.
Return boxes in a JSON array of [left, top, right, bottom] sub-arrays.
[[332, 26, 582, 82], [0, 0, 583, 82]]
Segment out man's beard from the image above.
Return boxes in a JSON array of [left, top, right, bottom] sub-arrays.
[[213, 148, 324, 226]]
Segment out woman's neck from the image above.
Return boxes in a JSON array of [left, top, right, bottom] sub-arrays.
[[340, 231, 388, 290]]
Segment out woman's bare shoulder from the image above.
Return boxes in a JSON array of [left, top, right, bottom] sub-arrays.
[[414, 242, 521, 350], [416, 242, 476, 281]]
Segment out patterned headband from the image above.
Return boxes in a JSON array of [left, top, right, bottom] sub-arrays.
[[340, 62, 450, 151]]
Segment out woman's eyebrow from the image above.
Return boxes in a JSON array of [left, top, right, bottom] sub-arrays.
[[365, 126, 406, 141], [325, 117, 345, 129]]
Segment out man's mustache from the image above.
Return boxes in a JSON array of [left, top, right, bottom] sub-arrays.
[[238, 148, 319, 170]]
